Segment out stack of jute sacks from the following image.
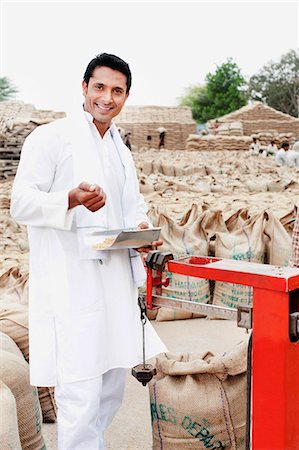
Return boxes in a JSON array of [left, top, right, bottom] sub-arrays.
[[186, 135, 251, 152], [215, 121, 244, 136], [115, 105, 197, 151], [134, 149, 299, 199], [251, 131, 295, 147], [0, 101, 65, 179], [188, 102, 299, 152], [146, 206, 294, 321], [217, 102, 299, 137]]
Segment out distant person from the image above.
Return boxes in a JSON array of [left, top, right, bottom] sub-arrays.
[[156, 127, 166, 150], [248, 137, 261, 156], [292, 139, 299, 152], [275, 141, 290, 165], [263, 140, 278, 157], [287, 141, 299, 167], [124, 131, 132, 151], [211, 119, 220, 135]]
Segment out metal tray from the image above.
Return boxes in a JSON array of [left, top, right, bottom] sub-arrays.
[[81, 227, 162, 250]]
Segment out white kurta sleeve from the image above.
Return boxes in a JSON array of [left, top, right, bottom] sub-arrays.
[[10, 123, 75, 230]]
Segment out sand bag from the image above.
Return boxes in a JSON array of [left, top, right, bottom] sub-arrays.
[[264, 210, 291, 266], [200, 210, 228, 256], [0, 333, 45, 450], [0, 302, 57, 423], [225, 209, 249, 233], [156, 213, 210, 321], [149, 341, 247, 449], [0, 381, 22, 450], [178, 204, 200, 226], [280, 206, 297, 237], [213, 213, 265, 309], [0, 266, 29, 303]]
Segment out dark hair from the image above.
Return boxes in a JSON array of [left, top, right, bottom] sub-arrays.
[[281, 141, 290, 149], [83, 53, 132, 92]]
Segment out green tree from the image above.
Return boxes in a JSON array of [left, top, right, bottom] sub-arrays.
[[178, 84, 209, 123], [0, 76, 18, 101], [248, 49, 299, 117], [178, 58, 248, 123]]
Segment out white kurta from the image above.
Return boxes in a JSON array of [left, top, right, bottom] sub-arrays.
[[10, 112, 167, 386], [275, 148, 287, 166]]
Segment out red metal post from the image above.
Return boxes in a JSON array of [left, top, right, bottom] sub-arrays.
[[252, 287, 299, 450]]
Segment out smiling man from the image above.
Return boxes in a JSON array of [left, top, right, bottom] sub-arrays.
[[10, 53, 166, 450]]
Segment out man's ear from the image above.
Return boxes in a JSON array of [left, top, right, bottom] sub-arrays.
[[82, 80, 88, 96], [125, 91, 130, 101]]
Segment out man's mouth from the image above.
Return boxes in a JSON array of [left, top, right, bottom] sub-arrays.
[[95, 103, 113, 111]]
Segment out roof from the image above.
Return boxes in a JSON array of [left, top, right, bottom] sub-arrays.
[[217, 101, 299, 123], [115, 105, 195, 124]]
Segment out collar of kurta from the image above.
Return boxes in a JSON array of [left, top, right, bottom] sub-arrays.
[[66, 107, 137, 231]]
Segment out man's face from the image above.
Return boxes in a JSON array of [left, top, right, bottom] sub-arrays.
[[82, 66, 129, 133]]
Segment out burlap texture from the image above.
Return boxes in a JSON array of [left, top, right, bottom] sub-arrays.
[[156, 213, 210, 321], [0, 380, 22, 450], [0, 333, 45, 450], [0, 302, 57, 423], [213, 213, 265, 309], [264, 210, 291, 266], [149, 342, 247, 449]]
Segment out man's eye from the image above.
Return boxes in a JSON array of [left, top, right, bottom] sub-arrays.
[[114, 88, 123, 94]]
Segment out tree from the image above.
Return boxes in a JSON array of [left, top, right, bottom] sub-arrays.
[[0, 76, 18, 101], [178, 84, 209, 123], [178, 59, 248, 123], [248, 49, 299, 117]]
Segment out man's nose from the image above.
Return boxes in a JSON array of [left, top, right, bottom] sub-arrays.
[[102, 89, 113, 104]]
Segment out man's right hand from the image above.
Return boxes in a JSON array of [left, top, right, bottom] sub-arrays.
[[68, 182, 106, 212]]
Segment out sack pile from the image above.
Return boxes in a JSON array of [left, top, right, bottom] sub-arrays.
[[0, 101, 65, 179], [146, 206, 294, 320], [115, 105, 197, 151], [216, 121, 243, 136], [250, 131, 295, 147], [186, 135, 251, 152]]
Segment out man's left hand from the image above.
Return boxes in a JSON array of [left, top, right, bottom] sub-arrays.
[[135, 222, 163, 253]]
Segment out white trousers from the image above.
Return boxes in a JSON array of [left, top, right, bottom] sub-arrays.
[[54, 368, 127, 450]]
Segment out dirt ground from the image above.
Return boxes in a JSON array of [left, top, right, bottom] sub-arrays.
[[42, 318, 248, 450]]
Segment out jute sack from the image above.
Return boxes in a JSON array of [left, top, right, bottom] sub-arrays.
[[0, 266, 29, 303], [0, 302, 57, 423], [264, 210, 291, 266], [280, 206, 297, 237], [149, 341, 247, 449], [156, 213, 210, 321], [199, 210, 227, 256], [0, 333, 45, 450], [178, 204, 200, 227], [0, 381, 22, 450], [213, 213, 265, 309], [225, 209, 249, 233]]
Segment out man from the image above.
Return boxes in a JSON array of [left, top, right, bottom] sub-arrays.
[[10, 53, 167, 449], [248, 137, 261, 156], [275, 141, 289, 166], [262, 140, 278, 157]]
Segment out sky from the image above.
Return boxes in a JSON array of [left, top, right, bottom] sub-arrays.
[[0, 1, 298, 114]]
